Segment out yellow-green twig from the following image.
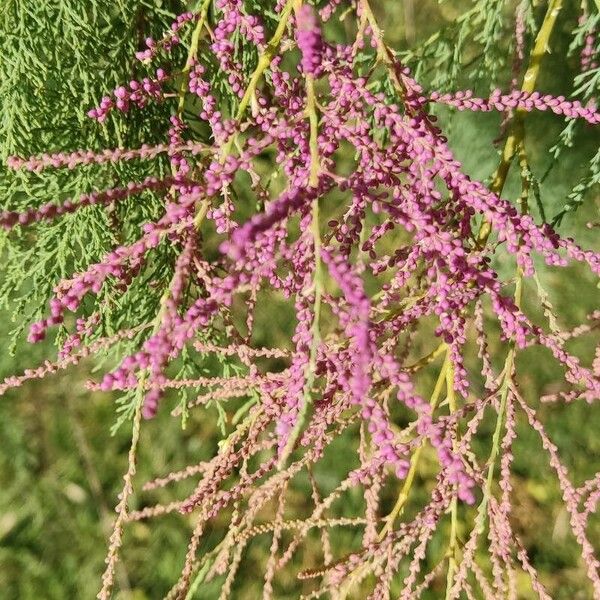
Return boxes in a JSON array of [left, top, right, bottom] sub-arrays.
[[177, 0, 213, 116], [379, 350, 451, 539], [444, 360, 459, 599], [278, 0, 323, 468], [478, 0, 564, 244], [219, 0, 296, 162], [306, 75, 321, 187], [476, 271, 522, 531], [405, 342, 447, 373]]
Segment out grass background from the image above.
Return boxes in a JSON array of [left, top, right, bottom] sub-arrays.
[[1, 0, 599, 598]]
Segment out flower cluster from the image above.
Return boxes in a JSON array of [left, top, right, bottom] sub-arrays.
[[87, 69, 169, 122], [2, 1, 600, 599], [296, 5, 324, 75], [0, 176, 171, 231], [431, 88, 600, 124], [135, 11, 197, 62]]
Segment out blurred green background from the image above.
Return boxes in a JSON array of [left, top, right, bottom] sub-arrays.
[[1, 0, 599, 598]]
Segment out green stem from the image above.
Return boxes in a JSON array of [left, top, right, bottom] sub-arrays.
[[277, 14, 323, 467], [360, 0, 405, 95], [445, 360, 459, 599], [477, 272, 522, 531], [219, 0, 295, 162], [473, 0, 558, 523], [478, 0, 564, 244], [379, 350, 450, 539], [280, 201, 322, 466], [178, 0, 213, 116], [171, 0, 213, 230], [405, 342, 447, 373], [306, 75, 320, 187], [469, 0, 564, 537]]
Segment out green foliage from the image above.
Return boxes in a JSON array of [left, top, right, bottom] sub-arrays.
[[0, 0, 184, 349], [0, 1, 599, 598]]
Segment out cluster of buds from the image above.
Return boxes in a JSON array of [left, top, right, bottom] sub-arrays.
[[2, 1, 600, 598]]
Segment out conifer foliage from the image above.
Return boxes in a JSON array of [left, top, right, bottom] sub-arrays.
[[1, 0, 599, 598]]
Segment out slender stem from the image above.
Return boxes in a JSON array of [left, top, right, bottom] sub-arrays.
[[445, 496, 459, 594], [97, 393, 143, 600], [477, 272, 523, 530], [193, 196, 210, 229], [447, 10, 545, 584], [445, 360, 459, 599], [359, 0, 405, 95], [306, 71, 323, 397], [171, 1, 213, 230], [405, 342, 447, 373], [466, 1, 564, 545], [306, 76, 321, 187], [379, 350, 451, 539], [471, 0, 560, 530], [478, 0, 564, 244], [184, 559, 212, 600], [219, 0, 295, 162], [278, 1, 323, 468], [520, 0, 565, 96], [177, 0, 213, 115]]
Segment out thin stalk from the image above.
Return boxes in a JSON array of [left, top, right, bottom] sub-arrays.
[[219, 0, 295, 161], [477, 272, 523, 530], [278, 9, 323, 467], [97, 392, 143, 600], [306, 76, 321, 187], [177, 0, 213, 115], [446, 268, 523, 600], [170, 1, 213, 229], [359, 0, 405, 94], [405, 342, 447, 373], [478, 0, 564, 244], [471, 0, 559, 537], [444, 360, 459, 599], [446, 4, 544, 578], [379, 350, 451, 539]]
